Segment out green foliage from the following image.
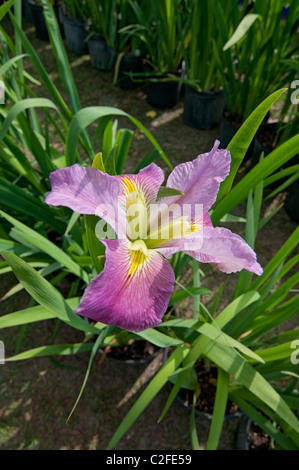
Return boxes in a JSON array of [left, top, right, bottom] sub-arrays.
[[0, 0, 298, 452]]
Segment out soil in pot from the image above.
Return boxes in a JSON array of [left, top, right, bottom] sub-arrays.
[[85, 322, 161, 365], [183, 86, 225, 130], [219, 109, 243, 149], [174, 358, 239, 419], [219, 108, 268, 161], [62, 14, 87, 56], [236, 414, 272, 450], [113, 53, 144, 90], [250, 122, 278, 168], [87, 34, 117, 72], [103, 340, 160, 364], [251, 123, 299, 191]]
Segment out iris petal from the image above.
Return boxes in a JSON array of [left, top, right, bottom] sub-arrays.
[[158, 140, 231, 215], [76, 239, 175, 332], [185, 226, 263, 275], [45, 164, 124, 236]]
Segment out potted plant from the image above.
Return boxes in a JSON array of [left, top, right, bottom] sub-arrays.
[[215, 0, 299, 148], [111, 0, 147, 90], [181, 0, 228, 130], [29, 0, 64, 41], [120, 0, 191, 108], [61, 0, 88, 55], [85, 0, 119, 72]]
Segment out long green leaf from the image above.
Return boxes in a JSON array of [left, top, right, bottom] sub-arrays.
[[5, 342, 94, 362], [0, 298, 79, 329], [212, 132, 299, 225], [206, 368, 229, 450], [0, 0, 16, 21], [203, 341, 299, 434], [223, 14, 260, 51], [0, 250, 99, 335], [214, 88, 287, 206], [65, 106, 171, 168], [0, 98, 58, 143], [0, 210, 89, 283]]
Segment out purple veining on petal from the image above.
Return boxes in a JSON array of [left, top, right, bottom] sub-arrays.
[[184, 226, 263, 275], [45, 164, 124, 236], [76, 239, 175, 332], [119, 163, 165, 205], [158, 140, 231, 215]]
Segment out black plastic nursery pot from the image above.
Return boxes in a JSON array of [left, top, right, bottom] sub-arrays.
[[114, 53, 144, 90], [87, 34, 117, 72], [250, 122, 278, 168], [163, 351, 242, 421], [285, 179, 299, 224], [22, 0, 33, 22], [29, 3, 64, 41], [235, 414, 273, 450], [146, 73, 182, 109], [183, 86, 225, 130], [219, 110, 243, 150], [219, 109, 260, 162], [99, 340, 161, 366], [62, 14, 87, 56]]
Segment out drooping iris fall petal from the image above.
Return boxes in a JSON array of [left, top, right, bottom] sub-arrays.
[[75, 239, 175, 332]]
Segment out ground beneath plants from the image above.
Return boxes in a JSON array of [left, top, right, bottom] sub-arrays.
[[0, 17, 298, 450]]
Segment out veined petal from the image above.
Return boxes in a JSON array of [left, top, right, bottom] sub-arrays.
[[117, 163, 165, 240], [45, 164, 125, 237], [76, 239, 175, 332], [158, 140, 231, 215], [151, 212, 212, 257], [118, 163, 165, 207], [184, 226, 263, 275]]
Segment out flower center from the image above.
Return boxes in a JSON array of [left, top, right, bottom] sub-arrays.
[[129, 240, 149, 275]]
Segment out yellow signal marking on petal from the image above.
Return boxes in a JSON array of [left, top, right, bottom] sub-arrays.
[[129, 249, 146, 275], [190, 224, 201, 232], [129, 240, 149, 275], [122, 177, 136, 193]]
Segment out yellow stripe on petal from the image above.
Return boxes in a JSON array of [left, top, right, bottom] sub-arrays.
[[122, 177, 136, 193], [190, 224, 201, 233], [129, 250, 146, 275], [129, 240, 149, 275]]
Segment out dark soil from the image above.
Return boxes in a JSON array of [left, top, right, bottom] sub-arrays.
[[248, 422, 271, 450], [103, 340, 160, 363], [176, 359, 238, 417], [256, 124, 278, 151], [223, 107, 244, 127]]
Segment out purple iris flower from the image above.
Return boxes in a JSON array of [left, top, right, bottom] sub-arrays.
[[45, 141, 262, 332]]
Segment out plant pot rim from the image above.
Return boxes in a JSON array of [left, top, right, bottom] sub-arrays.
[[87, 32, 106, 42], [167, 381, 243, 421], [98, 344, 162, 365], [62, 12, 85, 25], [163, 350, 242, 421], [185, 85, 224, 97]]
